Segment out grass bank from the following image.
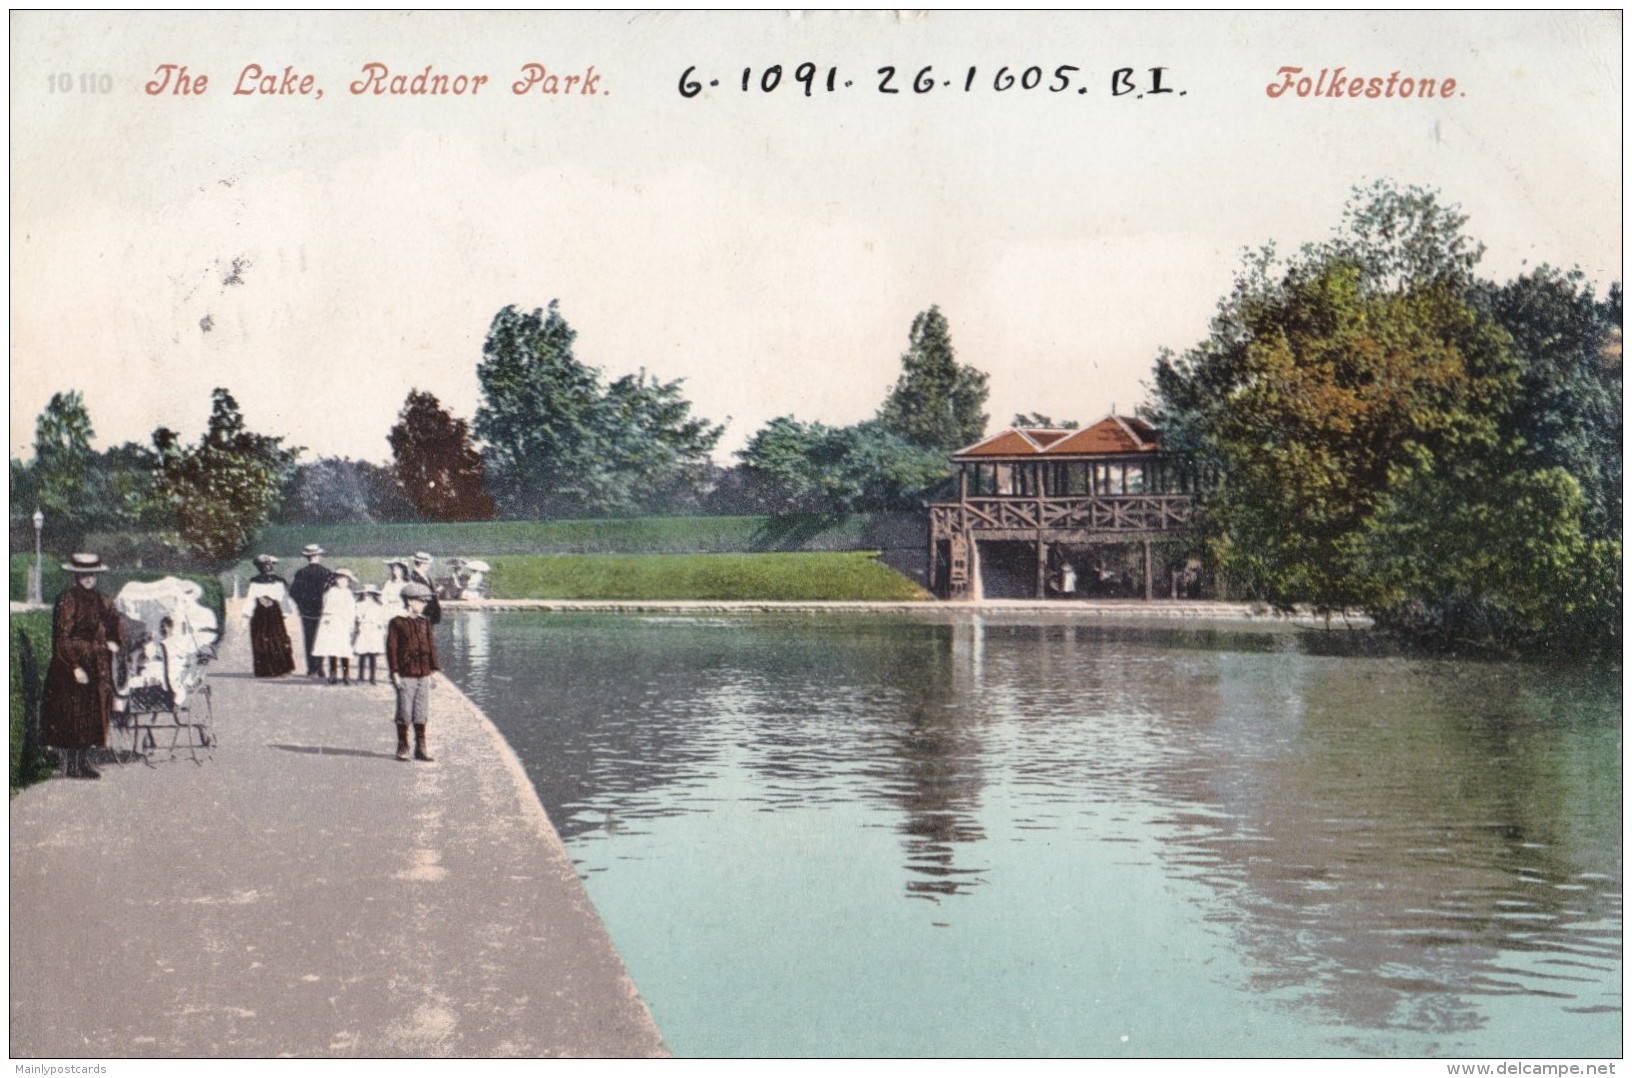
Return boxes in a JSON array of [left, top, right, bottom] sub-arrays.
[[479, 552, 929, 602], [10, 610, 54, 793], [252, 513, 918, 558]]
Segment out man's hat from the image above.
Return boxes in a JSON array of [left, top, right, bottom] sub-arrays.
[[412, 551, 433, 564], [302, 543, 325, 557], [60, 552, 107, 574], [401, 582, 433, 601]]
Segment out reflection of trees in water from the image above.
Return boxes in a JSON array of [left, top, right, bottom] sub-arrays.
[[703, 619, 992, 901], [1148, 653, 1622, 1038], [446, 615, 736, 841], [446, 610, 1620, 1036], [447, 613, 995, 892]]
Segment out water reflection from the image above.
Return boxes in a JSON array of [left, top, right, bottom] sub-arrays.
[[1147, 656, 1622, 1039], [442, 610, 1621, 1055]]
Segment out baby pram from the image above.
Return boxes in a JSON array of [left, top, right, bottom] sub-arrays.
[[112, 577, 218, 764], [440, 558, 489, 600]]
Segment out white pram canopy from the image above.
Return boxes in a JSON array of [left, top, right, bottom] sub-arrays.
[[115, 577, 219, 658]]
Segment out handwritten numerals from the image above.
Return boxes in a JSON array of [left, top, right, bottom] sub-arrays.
[[677, 62, 1174, 99]]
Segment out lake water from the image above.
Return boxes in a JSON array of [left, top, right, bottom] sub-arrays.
[[440, 609, 1622, 1058]]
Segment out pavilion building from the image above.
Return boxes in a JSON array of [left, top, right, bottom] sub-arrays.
[[926, 414, 1206, 600]]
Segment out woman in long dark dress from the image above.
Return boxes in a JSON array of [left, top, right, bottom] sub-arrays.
[[244, 554, 296, 677], [41, 553, 125, 780]]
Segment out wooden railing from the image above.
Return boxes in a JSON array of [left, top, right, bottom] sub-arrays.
[[929, 494, 1194, 537]]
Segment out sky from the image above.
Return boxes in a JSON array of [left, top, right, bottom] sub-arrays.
[[9, 10, 1622, 466]]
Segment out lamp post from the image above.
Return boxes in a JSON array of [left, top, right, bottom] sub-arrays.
[[29, 508, 43, 606]]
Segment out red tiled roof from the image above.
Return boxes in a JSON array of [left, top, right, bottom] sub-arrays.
[[954, 428, 1047, 457], [1043, 415, 1157, 455], [953, 415, 1160, 458]]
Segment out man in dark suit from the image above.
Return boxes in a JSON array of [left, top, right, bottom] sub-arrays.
[[287, 543, 336, 676], [408, 551, 442, 626]]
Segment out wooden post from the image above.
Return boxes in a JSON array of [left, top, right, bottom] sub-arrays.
[[1037, 537, 1048, 599], [1142, 539, 1153, 601], [928, 527, 941, 598]]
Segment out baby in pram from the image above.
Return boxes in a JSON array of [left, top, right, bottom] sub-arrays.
[[123, 616, 206, 711]]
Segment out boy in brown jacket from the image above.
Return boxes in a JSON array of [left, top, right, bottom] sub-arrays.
[[386, 581, 440, 762]]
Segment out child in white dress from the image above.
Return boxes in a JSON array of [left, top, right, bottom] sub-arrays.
[[312, 568, 359, 685], [352, 584, 390, 685]]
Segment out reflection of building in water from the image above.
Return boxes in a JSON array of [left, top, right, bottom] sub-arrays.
[[951, 614, 985, 687], [876, 622, 990, 901], [928, 414, 1212, 601]]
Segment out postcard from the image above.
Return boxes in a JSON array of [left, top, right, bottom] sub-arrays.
[[9, 10, 1621, 1068]]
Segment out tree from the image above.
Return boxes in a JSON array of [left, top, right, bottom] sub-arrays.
[[155, 388, 299, 561], [736, 417, 948, 514], [877, 306, 989, 452], [597, 370, 724, 514], [388, 391, 495, 521], [1012, 413, 1079, 429], [1172, 260, 1514, 611], [25, 391, 105, 547], [274, 456, 417, 525], [1482, 269, 1622, 538], [475, 303, 723, 517], [100, 438, 174, 532], [475, 303, 606, 517], [1145, 181, 1618, 654]]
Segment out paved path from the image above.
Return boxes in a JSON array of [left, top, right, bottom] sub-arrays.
[[10, 603, 667, 1058]]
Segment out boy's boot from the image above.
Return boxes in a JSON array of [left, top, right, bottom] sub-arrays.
[[413, 724, 434, 762], [396, 725, 410, 761]]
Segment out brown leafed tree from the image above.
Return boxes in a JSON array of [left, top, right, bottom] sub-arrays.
[[388, 390, 496, 521]]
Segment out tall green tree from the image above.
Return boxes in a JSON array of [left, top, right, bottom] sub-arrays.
[[597, 370, 725, 513], [155, 388, 299, 561], [25, 391, 105, 547], [877, 306, 989, 452], [475, 303, 722, 517], [389, 391, 495, 521], [475, 303, 599, 516]]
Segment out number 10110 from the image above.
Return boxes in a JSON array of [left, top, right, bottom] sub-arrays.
[[48, 72, 114, 94]]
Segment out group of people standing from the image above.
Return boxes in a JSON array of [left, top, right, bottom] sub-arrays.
[[241, 545, 447, 762], [38, 544, 454, 778]]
